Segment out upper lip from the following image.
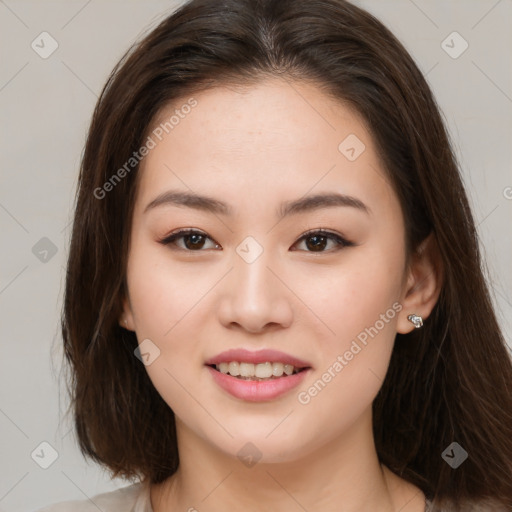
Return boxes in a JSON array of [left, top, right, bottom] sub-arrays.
[[205, 348, 312, 369]]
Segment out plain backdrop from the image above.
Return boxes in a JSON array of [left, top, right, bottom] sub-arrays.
[[1, 1, 511, 511]]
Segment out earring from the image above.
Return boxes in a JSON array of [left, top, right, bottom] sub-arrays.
[[124, 318, 128, 328], [407, 314, 423, 329]]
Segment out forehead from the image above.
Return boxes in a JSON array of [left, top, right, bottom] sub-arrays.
[[135, 78, 396, 217]]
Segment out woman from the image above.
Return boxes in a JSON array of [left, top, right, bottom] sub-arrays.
[[37, 0, 512, 510]]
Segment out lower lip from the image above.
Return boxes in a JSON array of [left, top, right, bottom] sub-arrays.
[[206, 365, 310, 402]]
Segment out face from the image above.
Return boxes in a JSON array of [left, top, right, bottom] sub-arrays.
[[122, 77, 413, 463]]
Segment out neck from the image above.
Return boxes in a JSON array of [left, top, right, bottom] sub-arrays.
[[150, 408, 425, 512]]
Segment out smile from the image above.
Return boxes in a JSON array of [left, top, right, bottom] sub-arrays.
[[206, 363, 311, 401], [212, 361, 303, 380]]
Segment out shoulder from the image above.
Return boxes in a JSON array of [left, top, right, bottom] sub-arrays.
[[34, 481, 150, 512]]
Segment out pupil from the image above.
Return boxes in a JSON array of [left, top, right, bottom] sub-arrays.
[[185, 234, 205, 250], [306, 235, 326, 252]]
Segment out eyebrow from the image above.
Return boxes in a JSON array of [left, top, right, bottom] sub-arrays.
[[143, 190, 371, 218]]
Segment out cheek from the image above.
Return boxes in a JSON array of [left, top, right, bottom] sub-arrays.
[[291, 243, 404, 414], [126, 242, 209, 341], [293, 242, 404, 351], [125, 245, 211, 425]]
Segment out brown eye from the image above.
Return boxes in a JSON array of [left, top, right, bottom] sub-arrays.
[[292, 230, 354, 253], [182, 233, 207, 250], [159, 229, 220, 251]]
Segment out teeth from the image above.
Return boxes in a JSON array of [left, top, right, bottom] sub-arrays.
[[213, 361, 302, 379], [255, 362, 273, 378], [283, 364, 294, 376], [272, 362, 284, 376], [239, 362, 254, 377], [228, 361, 240, 376]]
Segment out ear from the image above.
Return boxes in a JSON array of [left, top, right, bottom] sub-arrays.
[[397, 232, 444, 334], [119, 294, 135, 331]]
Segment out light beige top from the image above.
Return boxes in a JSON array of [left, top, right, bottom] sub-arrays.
[[34, 482, 508, 511], [35, 482, 430, 511], [35, 481, 152, 512]]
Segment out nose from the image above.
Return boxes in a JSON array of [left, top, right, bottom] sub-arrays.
[[216, 249, 294, 334]]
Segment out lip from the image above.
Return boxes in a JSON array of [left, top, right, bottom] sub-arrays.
[[204, 348, 312, 369], [204, 348, 312, 402], [206, 365, 311, 402]]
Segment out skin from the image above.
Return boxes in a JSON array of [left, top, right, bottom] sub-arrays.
[[120, 77, 443, 512]]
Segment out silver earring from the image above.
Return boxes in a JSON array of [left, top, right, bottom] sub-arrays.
[[124, 318, 128, 328], [407, 314, 423, 329]]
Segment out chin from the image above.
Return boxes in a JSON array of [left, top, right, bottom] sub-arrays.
[[207, 431, 313, 466]]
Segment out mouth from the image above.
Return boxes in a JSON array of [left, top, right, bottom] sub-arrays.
[[206, 361, 309, 381], [204, 349, 312, 401]]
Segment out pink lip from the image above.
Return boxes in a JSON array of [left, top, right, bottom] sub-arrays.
[[206, 365, 311, 402], [204, 348, 312, 368], [204, 349, 312, 402]]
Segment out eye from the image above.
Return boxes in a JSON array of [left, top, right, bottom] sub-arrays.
[[291, 229, 354, 253], [158, 229, 220, 251], [159, 228, 353, 253]]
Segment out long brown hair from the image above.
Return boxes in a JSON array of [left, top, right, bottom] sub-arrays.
[[60, 0, 512, 509]]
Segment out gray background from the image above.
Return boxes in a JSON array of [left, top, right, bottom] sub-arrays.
[[1, 1, 511, 511]]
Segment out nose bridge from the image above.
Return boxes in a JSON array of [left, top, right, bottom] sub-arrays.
[[217, 237, 293, 332], [233, 239, 277, 304]]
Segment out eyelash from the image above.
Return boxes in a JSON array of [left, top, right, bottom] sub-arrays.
[[158, 228, 354, 253]]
